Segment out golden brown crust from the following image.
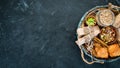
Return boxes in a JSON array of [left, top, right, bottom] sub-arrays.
[[108, 44, 120, 57], [92, 43, 108, 58]]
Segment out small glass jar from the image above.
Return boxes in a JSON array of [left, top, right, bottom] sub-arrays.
[[96, 9, 115, 27]]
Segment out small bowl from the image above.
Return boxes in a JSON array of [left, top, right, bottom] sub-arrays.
[[99, 26, 117, 45], [85, 15, 97, 26], [96, 9, 115, 27]]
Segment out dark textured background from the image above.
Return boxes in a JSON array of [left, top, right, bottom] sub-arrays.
[[0, 0, 120, 68]]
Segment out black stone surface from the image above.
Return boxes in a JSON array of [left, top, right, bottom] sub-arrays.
[[0, 0, 120, 68]]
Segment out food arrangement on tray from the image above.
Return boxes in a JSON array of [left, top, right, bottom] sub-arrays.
[[75, 3, 120, 64]]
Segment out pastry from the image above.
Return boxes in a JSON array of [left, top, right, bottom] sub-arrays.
[[108, 44, 120, 57]]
